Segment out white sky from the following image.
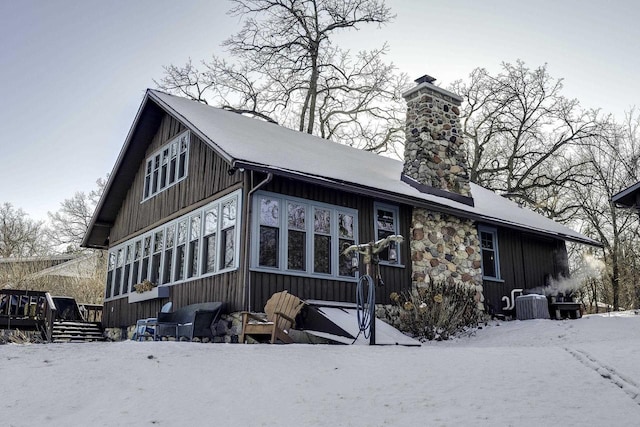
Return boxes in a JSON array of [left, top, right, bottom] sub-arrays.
[[1, 0, 639, 222]]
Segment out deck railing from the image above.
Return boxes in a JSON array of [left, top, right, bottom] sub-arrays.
[[80, 304, 103, 323], [0, 289, 101, 342]]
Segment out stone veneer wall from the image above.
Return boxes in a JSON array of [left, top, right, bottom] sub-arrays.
[[402, 84, 472, 198], [410, 208, 484, 309]]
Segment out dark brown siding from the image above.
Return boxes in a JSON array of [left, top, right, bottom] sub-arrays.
[[103, 271, 239, 328], [105, 112, 244, 327], [483, 228, 569, 315], [248, 176, 412, 311], [110, 113, 242, 244]]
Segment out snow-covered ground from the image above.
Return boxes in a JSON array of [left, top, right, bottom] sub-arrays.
[[3, 312, 640, 426]]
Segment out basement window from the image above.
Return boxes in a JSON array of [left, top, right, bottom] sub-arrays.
[[142, 131, 189, 201], [478, 225, 501, 280]]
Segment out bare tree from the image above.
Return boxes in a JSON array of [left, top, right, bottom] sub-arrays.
[[1, 254, 106, 304], [48, 176, 107, 253], [155, 0, 409, 154], [569, 111, 640, 310], [450, 61, 601, 221], [0, 203, 48, 258]]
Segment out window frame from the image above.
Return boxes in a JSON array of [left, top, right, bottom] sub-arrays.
[[373, 202, 402, 266], [251, 191, 359, 281], [478, 225, 501, 281], [142, 131, 190, 201], [105, 189, 242, 301]]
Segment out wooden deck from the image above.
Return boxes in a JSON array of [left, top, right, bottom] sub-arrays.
[[0, 289, 103, 342]]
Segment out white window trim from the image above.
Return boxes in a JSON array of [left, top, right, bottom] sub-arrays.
[[478, 225, 501, 281], [374, 202, 402, 267], [250, 191, 359, 281], [105, 189, 242, 301], [142, 131, 190, 202]]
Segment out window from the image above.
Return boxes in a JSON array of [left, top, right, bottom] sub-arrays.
[[150, 230, 163, 285], [106, 252, 115, 298], [114, 248, 124, 296], [163, 224, 175, 284], [478, 226, 500, 280], [175, 220, 187, 281], [141, 236, 151, 282], [131, 240, 141, 291], [143, 131, 189, 200], [188, 214, 201, 278], [221, 199, 237, 269], [313, 208, 332, 274], [252, 192, 358, 280], [338, 212, 356, 276], [374, 203, 400, 265], [287, 202, 306, 271], [202, 207, 218, 274], [258, 197, 279, 268], [105, 190, 242, 300], [123, 244, 133, 293]]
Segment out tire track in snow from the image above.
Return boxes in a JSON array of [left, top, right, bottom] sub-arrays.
[[565, 347, 640, 406]]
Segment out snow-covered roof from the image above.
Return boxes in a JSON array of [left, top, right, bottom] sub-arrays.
[[147, 89, 599, 247], [83, 89, 599, 248], [612, 181, 640, 208]]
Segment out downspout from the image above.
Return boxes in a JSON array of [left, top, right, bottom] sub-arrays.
[[243, 171, 273, 312]]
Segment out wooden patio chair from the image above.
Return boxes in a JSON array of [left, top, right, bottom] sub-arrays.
[[240, 291, 305, 344]]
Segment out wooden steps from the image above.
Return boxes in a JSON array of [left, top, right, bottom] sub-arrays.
[[52, 321, 106, 343]]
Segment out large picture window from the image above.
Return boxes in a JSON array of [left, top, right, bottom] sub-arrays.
[[478, 225, 500, 280], [105, 190, 241, 300], [143, 131, 189, 200], [252, 192, 358, 280]]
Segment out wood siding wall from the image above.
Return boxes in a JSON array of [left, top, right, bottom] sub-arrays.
[[110, 113, 242, 244], [105, 112, 244, 327], [103, 271, 239, 328], [248, 176, 413, 311], [482, 228, 568, 314]]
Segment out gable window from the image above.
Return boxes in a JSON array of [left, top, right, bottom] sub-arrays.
[[143, 131, 189, 200], [374, 203, 401, 265], [252, 192, 358, 280], [105, 190, 241, 301], [478, 226, 500, 280]]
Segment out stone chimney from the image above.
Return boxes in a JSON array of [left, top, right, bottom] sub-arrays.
[[401, 74, 473, 206]]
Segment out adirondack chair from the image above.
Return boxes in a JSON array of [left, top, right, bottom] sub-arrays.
[[241, 291, 305, 344]]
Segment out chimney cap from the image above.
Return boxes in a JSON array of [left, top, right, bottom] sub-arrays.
[[414, 74, 437, 85]]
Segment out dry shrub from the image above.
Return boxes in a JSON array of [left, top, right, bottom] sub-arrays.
[[391, 282, 482, 341], [0, 329, 43, 344]]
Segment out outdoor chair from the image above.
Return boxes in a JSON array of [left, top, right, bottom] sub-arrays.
[[155, 302, 224, 341], [240, 291, 305, 344], [133, 302, 173, 341]]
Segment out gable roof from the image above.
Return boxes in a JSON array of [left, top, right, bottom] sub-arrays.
[[83, 89, 600, 248]]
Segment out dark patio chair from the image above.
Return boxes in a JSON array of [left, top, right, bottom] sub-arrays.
[[156, 302, 224, 341], [133, 302, 173, 341]]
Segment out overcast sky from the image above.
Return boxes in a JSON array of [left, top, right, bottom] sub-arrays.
[[1, 0, 639, 222]]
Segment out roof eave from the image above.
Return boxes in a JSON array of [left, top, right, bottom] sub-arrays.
[[82, 92, 156, 249], [233, 160, 602, 248], [612, 181, 640, 208]]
